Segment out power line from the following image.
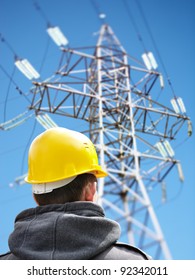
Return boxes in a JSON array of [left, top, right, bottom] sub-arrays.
[[122, 0, 148, 52], [0, 95, 24, 106], [3, 66, 16, 122], [0, 33, 17, 58], [0, 65, 18, 88], [38, 36, 51, 73], [0, 145, 25, 157], [20, 119, 37, 175], [0, 64, 31, 104], [134, 0, 176, 97], [33, 0, 51, 26]]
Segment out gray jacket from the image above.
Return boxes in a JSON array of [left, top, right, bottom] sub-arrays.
[[0, 202, 149, 260]]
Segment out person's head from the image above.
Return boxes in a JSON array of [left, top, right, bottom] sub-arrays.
[[25, 127, 107, 205], [33, 173, 97, 206]]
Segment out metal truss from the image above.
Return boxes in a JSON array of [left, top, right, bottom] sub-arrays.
[[29, 25, 189, 259]]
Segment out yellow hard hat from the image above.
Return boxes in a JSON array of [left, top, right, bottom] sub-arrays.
[[25, 127, 107, 186]]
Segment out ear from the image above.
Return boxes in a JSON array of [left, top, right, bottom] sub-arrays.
[[83, 182, 97, 202]]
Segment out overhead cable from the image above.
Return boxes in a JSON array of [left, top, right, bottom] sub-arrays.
[[122, 0, 148, 52], [33, 1, 69, 47], [33, 0, 51, 26], [0, 64, 31, 104], [0, 33, 40, 81], [0, 33, 17, 57], [20, 119, 37, 174], [135, 0, 176, 97], [3, 66, 16, 122]]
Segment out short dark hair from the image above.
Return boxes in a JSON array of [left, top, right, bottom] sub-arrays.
[[33, 173, 97, 206]]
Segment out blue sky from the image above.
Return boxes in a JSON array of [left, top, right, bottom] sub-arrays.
[[0, 0, 194, 259]]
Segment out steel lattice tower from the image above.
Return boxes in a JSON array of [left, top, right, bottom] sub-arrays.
[[30, 25, 190, 259]]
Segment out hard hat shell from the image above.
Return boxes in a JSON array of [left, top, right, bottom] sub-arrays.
[[25, 127, 107, 184]]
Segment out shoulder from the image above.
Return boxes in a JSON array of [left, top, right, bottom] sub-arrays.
[[114, 242, 151, 260], [92, 242, 151, 260]]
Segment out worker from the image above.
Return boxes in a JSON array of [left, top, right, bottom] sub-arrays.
[[0, 127, 150, 260]]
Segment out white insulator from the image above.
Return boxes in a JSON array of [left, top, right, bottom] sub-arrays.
[[155, 142, 168, 157], [42, 114, 58, 128], [149, 97, 152, 108], [148, 52, 158, 69], [36, 114, 58, 129], [36, 115, 51, 130], [177, 97, 186, 114], [0, 111, 28, 127], [142, 53, 152, 70], [163, 140, 175, 157], [4, 119, 25, 130], [142, 52, 158, 70], [22, 59, 40, 79], [15, 59, 40, 80], [47, 26, 69, 46], [177, 162, 184, 182], [15, 59, 33, 80], [188, 120, 192, 136], [14, 173, 27, 185], [159, 74, 164, 88], [170, 98, 180, 114], [15, 179, 26, 186], [0, 111, 34, 131], [161, 181, 167, 203]]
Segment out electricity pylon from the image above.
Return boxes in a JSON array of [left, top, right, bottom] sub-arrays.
[[29, 24, 190, 259]]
